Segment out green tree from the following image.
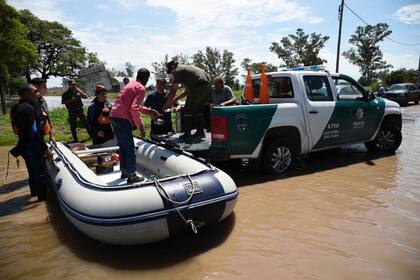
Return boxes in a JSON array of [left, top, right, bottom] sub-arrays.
[[192, 47, 238, 86], [383, 68, 417, 86], [19, 9, 87, 81], [343, 23, 392, 85], [0, 0, 37, 113], [151, 53, 191, 81], [86, 52, 101, 67], [270, 28, 329, 68], [240, 58, 278, 75], [125, 62, 135, 77]]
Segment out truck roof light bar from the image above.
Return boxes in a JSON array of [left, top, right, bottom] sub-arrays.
[[283, 65, 326, 71]]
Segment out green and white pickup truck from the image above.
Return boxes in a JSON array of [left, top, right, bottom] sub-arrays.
[[155, 68, 402, 174]]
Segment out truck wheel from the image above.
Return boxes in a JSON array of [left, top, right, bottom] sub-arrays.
[[262, 139, 295, 174], [364, 125, 402, 153]]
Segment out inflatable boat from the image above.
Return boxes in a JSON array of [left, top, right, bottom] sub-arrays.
[[45, 138, 238, 245]]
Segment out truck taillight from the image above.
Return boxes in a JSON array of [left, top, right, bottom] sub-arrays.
[[211, 115, 228, 142]]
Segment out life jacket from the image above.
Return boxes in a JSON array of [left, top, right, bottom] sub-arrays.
[[41, 111, 51, 135], [97, 111, 111, 125], [9, 105, 19, 135]]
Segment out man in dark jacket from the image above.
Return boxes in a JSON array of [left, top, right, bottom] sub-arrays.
[[61, 80, 91, 142], [144, 78, 175, 135], [87, 85, 113, 144], [163, 61, 212, 139], [10, 84, 53, 201], [31, 78, 55, 143]]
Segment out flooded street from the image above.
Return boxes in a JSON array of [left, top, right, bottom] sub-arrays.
[[1, 106, 420, 280]]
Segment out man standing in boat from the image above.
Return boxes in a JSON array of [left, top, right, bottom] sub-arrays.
[[110, 68, 160, 183], [163, 61, 212, 139]]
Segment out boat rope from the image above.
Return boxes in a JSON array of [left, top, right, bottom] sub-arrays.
[[153, 174, 198, 234]]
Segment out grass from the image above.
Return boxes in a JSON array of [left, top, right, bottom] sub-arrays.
[[0, 89, 244, 146]]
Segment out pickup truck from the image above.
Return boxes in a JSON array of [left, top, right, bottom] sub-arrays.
[[154, 68, 402, 174], [377, 83, 420, 106]]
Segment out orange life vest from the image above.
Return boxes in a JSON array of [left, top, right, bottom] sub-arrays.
[[41, 111, 51, 135], [10, 106, 51, 135], [97, 113, 111, 125]]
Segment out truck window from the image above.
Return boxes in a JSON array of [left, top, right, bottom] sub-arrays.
[[303, 76, 333, 102], [252, 77, 294, 98], [332, 77, 363, 100], [269, 77, 294, 98]]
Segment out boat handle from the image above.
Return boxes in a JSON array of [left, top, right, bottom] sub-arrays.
[[53, 157, 61, 171], [55, 179, 62, 190]]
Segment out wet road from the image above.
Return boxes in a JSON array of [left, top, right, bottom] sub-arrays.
[[1, 105, 419, 280]]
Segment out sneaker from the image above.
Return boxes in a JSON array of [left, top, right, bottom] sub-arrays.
[[127, 175, 143, 184], [192, 130, 205, 138], [179, 132, 193, 140], [120, 172, 128, 179]]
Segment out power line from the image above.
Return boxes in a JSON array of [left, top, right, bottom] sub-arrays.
[[343, 2, 420, 46]]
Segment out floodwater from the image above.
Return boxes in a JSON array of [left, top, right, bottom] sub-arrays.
[[1, 106, 420, 280], [2, 96, 92, 112]]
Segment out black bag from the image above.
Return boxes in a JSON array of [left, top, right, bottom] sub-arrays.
[[9, 146, 20, 157]]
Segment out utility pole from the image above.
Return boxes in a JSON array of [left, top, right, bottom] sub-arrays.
[[335, 0, 345, 73]]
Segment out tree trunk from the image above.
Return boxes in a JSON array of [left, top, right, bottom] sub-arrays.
[[0, 81, 6, 115], [25, 71, 31, 83]]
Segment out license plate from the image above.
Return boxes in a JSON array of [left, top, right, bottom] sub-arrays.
[[183, 182, 202, 195]]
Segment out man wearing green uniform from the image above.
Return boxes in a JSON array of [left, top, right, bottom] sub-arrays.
[[163, 61, 212, 139]]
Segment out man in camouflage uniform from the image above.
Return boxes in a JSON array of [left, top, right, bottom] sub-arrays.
[[163, 61, 212, 139]]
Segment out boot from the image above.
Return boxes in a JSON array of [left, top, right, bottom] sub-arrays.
[[180, 115, 193, 140], [192, 114, 205, 138]]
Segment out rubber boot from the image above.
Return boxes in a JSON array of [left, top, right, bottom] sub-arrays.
[[192, 114, 205, 138], [180, 115, 193, 140]]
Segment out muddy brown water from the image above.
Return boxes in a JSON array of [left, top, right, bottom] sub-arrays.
[[1, 106, 420, 280]]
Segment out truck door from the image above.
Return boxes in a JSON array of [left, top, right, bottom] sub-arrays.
[[333, 76, 385, 144], [302, 75, 340, 150]]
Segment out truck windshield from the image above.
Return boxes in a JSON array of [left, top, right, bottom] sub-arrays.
[[389, 84, 410, 91]]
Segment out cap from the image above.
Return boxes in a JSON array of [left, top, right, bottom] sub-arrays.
[[166, 60, 178, 74], [30, 77, 46, 85]]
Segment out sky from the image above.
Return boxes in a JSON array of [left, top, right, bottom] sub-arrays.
[[7, 0, 420, 87]]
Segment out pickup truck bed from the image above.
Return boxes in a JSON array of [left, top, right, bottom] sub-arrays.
[[151, 132, 212, 156]]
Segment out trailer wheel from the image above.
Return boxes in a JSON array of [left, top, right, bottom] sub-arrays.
[[262, 139, 295, 174]]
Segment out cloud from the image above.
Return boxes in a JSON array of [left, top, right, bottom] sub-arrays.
[[383, 53, 419, 70], [8, 0, 74, 26], [394, 3, 420, 24], [145, 0, 323, 32]]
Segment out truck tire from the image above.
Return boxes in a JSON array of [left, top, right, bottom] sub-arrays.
[[262, 139, 295, 174], [364, 125, 402, 153]]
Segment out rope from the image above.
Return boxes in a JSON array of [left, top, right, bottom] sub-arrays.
[[5, 152, 20, 179], [5, 152, 10, 179], [153, 174, 198, 234]]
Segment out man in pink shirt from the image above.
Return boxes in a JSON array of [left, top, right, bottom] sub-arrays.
[[110, 68, 159, 183]]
